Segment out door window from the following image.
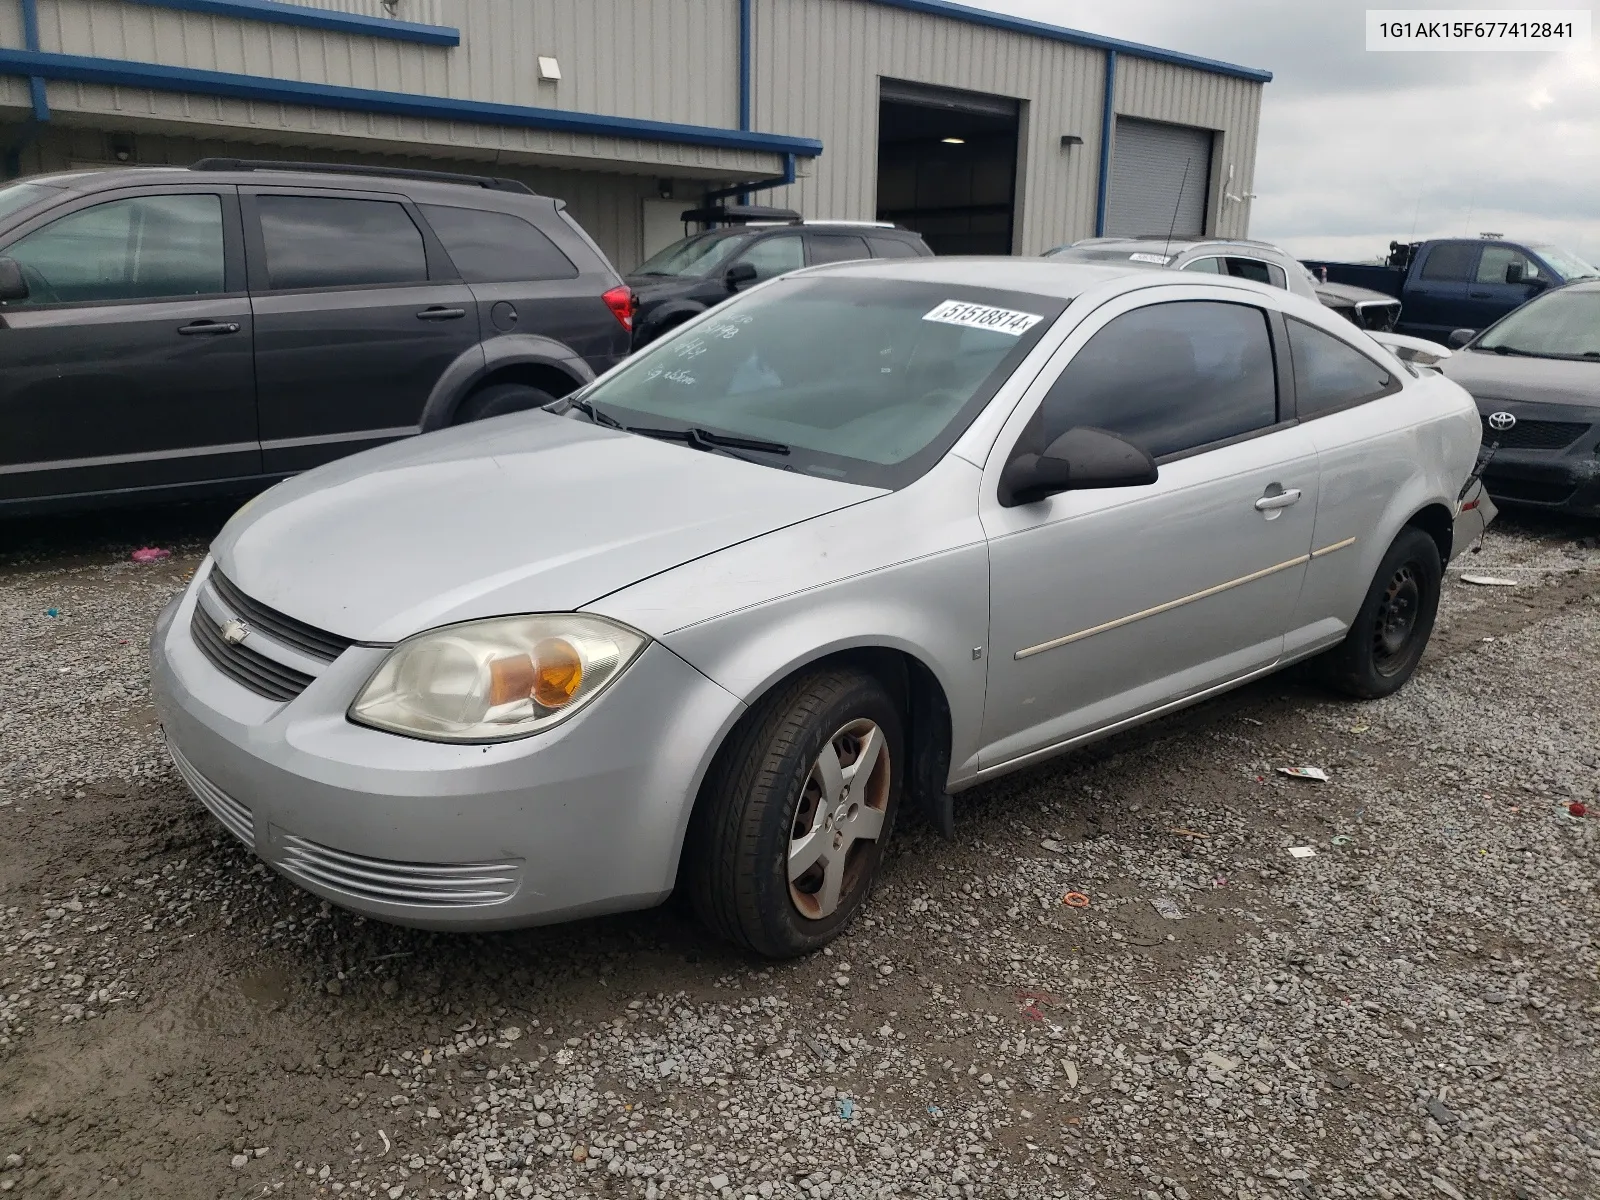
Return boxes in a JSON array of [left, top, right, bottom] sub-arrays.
[[1475, 244, 1542, 285], [1037, 300, 1278, 459], [257, 195, 427, 290], [808, 234, 871, 265], [1180, 256, 1224, 274], [1225, 257, 1274, 286], [1286, 318, 1397, 417], [733, 234, 804, 281], [419, 204, 578, 283], [4, 194, 225, 305], [1419, 242, 1479, 281], [868, 236, 922, 259]]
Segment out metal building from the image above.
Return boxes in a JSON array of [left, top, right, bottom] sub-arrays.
[[0, 0, 1270, 270]]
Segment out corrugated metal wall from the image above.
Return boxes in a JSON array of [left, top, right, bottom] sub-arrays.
[[1114, 55, 1261, 240], [752, 0, 1108, 253]]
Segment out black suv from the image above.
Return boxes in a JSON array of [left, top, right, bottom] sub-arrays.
[[627, 208, 931, 346], [0, 159, 633, 514]]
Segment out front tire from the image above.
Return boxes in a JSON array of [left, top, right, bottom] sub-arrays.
[[1319, 526, 1442, 699], [453, 382, 557, 423], [685, 668, 904, 959]]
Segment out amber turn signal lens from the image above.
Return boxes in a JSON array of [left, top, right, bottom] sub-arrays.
[[531, 638, 584, 707], [488, 654, 537, 706]]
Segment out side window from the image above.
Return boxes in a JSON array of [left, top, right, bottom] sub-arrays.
[[1225, 257, 1274, 286], [1038, 300, 1278, 459], [1286, 318, 1397, 418], [4, 194, 225, 305], [418, 204, 578, 283], [1180, 256, 1224, 275], [808, 233, 871, 265], [1265, 262, 1288, 289], [734, 234, 804, 282], [868, 236, 922, 259], [1419, 242, 1479, 282], [1476, 245, 1538, 285], [256, 195, 427, 290]]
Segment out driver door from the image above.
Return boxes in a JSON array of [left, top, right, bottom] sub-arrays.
[[0, 186, 257, 503], [977, 289, 1319, 770]]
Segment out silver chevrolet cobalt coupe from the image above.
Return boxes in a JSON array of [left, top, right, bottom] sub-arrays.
[[153, 258, 1491, 958]]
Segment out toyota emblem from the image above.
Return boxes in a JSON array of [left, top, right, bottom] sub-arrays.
[[219, 618, 250, 646], [1487, 411, 1517, 431]]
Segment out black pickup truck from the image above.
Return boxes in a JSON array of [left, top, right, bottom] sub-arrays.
[[1303, 237, 1598, 344]]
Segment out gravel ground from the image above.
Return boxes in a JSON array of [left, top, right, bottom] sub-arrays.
[[1, 502, 1597, 1200]]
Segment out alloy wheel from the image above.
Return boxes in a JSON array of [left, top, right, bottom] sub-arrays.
[[787, 718, 891, 920]]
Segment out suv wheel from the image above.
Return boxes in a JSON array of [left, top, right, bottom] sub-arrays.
[[454, 382, 557, 423], [1319, 526, 1442, 699], [686, 668, 903, 958]]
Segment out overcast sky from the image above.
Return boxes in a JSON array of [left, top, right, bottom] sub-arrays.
[[975, 0, 1600, 264]]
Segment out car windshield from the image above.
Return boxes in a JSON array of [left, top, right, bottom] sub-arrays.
[[574, 276, 1066, 488], [1044, 246, 1169, 267], [1476, 288, 1600, 360], [633, 232, 747, 277], [1529, 244, 1599, 281], [0, 180, 63, 224]]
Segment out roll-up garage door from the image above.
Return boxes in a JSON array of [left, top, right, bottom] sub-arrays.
[[1105, 117, 1213, 238]]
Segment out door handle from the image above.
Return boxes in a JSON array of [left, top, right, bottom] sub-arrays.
[[176, 320, 241, 336], [1468, 290, 1491, 298], [1254, 488, 1302, 512], [416, 306, 466, 321]]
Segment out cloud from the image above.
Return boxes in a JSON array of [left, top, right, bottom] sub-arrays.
[[971, 0, 1600, 261]]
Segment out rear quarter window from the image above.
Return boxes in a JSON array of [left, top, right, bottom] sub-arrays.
[[1286, 317, 1398, 417], [868, 236, 925, 259], [420, 204, 579, 283]]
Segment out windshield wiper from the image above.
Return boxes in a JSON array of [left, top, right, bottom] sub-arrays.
[[628, 425, 790, 456], [566, 397, 624, 429], [1488, 345, 1538, 356]]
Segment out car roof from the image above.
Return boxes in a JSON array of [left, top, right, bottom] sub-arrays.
[[783, 255, 1208, 299], [33, 165, 550, 206], [1071, 236, 1287, 256]]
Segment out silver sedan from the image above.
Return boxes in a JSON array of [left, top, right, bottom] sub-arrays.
[[152, 258, 1490, 958]]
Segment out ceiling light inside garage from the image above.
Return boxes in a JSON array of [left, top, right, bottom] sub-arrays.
[[941, 136, 965, 144]]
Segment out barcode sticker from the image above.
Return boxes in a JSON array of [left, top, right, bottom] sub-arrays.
[[922, 299, 1043, 336]]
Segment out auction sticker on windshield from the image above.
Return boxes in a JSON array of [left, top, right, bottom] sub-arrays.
[[923, 299, 1043, 336]]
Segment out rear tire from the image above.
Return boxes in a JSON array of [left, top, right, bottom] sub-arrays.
[[454, 382, 557, 423], [1319, 526, 1442, 699], [685, 668, 903, 959]]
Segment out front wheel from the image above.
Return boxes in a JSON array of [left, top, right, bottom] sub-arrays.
[[685, 668, 903, 958], [1318, 526, 1442, 699]]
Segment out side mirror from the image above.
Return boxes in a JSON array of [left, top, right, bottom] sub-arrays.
[[1527, 277, 1549, 293], [724, 262, 758, 289], [1447, 328, 1476, 349], [0, 257, 28, 303], [1503, 261, 1524, 285], [998, 426, 1157, 508]]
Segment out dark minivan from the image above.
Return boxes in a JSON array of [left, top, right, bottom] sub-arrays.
[[0, 160, 633, 514], [627, 209, 931, 347]]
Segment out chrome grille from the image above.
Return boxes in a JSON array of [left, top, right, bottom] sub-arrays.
[[167, 738, 254, 849], [209, 571, 354, 663], [277, 835, 520, 907], [1480, 416, 1590, 451], [190, 605, 314, 702]]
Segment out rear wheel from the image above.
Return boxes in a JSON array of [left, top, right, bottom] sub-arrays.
[[685, 668, 903, 958], [453, 382, 557, 423], [1319, 526, 1442, 699]]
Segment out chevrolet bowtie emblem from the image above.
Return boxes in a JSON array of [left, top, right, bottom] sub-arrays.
[[219, 618, 250, 646]]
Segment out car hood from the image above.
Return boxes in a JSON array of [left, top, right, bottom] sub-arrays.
[[625, 275, 701, 302], [212, 412, 880, 643], [1314, 281, 1399, 306], [1442, 350, 1600, 411]]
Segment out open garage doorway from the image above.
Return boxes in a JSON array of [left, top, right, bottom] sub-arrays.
[[876, 80, 1020, 255]]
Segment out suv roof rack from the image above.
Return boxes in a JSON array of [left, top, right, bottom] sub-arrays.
[[189, 158, 536, 194], [679, 203, 803, 226]]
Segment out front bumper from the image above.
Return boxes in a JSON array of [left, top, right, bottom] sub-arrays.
[[151, 574, 745, 930], [1476, 403, 1600, 517]]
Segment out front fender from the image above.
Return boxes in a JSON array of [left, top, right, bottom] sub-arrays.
[[418, 336, 595, 431]]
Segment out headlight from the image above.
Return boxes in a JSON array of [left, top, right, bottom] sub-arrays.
[[349, 614, 647, 743]]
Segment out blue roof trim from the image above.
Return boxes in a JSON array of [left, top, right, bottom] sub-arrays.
[[0, 49, 825, 158], [864, 0, 1273, 83], [121, 0, 461, 47]]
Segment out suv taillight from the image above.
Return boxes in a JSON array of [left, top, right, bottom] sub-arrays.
[[602, 284, 634, 333]]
